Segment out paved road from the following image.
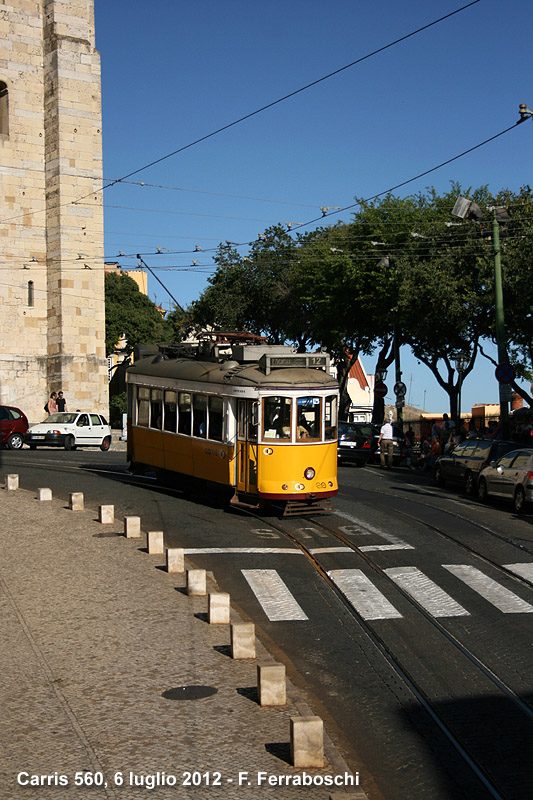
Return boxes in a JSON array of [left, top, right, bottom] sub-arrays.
[[3, 448, 532, 800]]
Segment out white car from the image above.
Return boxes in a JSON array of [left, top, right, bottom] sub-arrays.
[[24, 412, 112, 451]]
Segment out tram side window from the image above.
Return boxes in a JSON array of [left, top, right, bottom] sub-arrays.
[[164, 390, 177, 432], [263, 396, 292, 440], [150, 389, 163, 430], [178, 392, 191, 435], [137, 387, 150, 427], [297, 397, 322, 440], [208, 396, 223, 441], [193, 394, 207, 437], [325, 394, 338, 440]]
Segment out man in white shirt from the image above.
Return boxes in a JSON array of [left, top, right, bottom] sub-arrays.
[[378, 420, 394, 469]]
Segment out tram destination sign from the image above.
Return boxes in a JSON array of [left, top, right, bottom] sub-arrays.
[[259, 353, 330, 374]]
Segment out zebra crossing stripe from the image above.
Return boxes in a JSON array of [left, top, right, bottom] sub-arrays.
[[444, 565, 533, 614], [241, 569, 308, 621], [503, 562, 533, 583], [384, 567, 469, 617], [328, 569, 402, 620]]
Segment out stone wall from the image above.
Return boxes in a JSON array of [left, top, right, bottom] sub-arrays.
[[0, 0, 108, 422]]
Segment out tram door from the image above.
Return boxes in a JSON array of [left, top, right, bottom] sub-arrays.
[[236, 400, 258, 496]]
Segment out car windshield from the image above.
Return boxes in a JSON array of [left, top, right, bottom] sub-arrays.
[[43, 413, 78, 424], [339, 423, 359, 438]]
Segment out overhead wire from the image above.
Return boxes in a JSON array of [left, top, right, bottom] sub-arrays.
[[0, 0, 481, 228], [103, 1, 482, 187]]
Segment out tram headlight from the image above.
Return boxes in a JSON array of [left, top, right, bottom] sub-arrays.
[[295, 483, 305, 491], [304, 467, 315, 480]]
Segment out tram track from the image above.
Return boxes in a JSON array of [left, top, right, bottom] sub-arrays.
[[339, 483, 533, 599], [237, 505, 533, 800]]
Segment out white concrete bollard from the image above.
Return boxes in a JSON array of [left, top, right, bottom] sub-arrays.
[[147, 531, 164, 554], [6, 474, 19, 491], [257, 663, 286, 706], [186, 569, 207, 597], [124, 516, 141, 538], [69, 492, 84, 511], [208, 592, 230, 624], [290, 716, 324, 768], [166, 548, 184, 573], [231, 622, 256, 659], [37, 488, 52, 502], [98, 504, 114, 524]]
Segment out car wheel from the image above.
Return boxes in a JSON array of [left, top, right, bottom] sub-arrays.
[[100, 436, 111, 452], [478, 477, 489, 503], [64, 435, 76, 451], [465, 471, 475, 496], [514, 486, 526, 514], [434, 464, 445, 486], [7, 432, 24, 450]]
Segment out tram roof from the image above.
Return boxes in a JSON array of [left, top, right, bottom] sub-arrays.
[[127, 355, 339, 390]]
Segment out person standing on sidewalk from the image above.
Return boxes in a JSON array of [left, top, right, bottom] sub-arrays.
[[45, 391, 57, 415], [56, 391, 68, 412], [378, 419, 394, 469]]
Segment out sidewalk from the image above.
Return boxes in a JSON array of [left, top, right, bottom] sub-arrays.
[[0, 479, 365, 799]]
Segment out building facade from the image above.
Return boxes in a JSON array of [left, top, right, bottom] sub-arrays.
[[0, 0, 107, 421]]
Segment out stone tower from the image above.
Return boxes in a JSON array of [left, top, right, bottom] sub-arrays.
[[0, 0, 108, 422]]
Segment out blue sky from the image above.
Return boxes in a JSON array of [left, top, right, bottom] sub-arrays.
[[94, 0, 533, 414]]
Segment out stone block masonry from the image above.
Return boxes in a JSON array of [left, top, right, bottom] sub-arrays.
[[0, 0, 108, 422]]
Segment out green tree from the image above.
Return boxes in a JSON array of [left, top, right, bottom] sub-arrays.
[[190, 226, 313, 349], [105, 271, 171, 355]]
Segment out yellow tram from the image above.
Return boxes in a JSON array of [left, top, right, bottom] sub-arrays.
[[126, 340, 339, 514]]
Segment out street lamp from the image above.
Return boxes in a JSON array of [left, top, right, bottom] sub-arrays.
[[451, 198, 511, 438], [377, 256, 404, 432], [455, 352, 469, 425]]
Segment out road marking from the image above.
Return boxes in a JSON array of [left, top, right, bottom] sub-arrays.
[[334, 511, 414, 551], [360, 543, 413, 552], [384, 566, 469, 617], [328, 569, 402, 620], [503, 562, 533, 583], [309, 547, 353, 554], [241, 569, 308, 621], [444, 565, 533, 614], [251, 528, 280, 539], [184, 547, 301, 554]]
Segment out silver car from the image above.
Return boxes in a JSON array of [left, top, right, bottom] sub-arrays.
[[477, 448, 533, 513]]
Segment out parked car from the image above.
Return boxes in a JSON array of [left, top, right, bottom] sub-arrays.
[[477, 448, 533, 513], [24, 412, 112, 451], [337, 421, 374, 466], [434, 438, 517, 495], [0, 405, 29, 450]]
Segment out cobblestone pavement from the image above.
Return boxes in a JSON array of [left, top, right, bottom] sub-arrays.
[[0, 478, 366, 800]]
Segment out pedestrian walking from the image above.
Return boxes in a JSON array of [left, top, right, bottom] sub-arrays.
[[378, 419, 394, 469], [56, 391, 67, 412]]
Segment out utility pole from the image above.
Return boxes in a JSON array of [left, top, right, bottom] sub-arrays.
[[492, 209, 510, 439]]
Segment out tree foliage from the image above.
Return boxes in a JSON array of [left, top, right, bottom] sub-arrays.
[[105, 271, 171, 354], [171, 184, 533, 417]]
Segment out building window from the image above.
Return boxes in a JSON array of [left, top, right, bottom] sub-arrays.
[[0, 82, 8, 136], [27, 281, 34, 307]]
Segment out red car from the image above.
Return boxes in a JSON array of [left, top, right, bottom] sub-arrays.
[[0, 405, 29, 449]]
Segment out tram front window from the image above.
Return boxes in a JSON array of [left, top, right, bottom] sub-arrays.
[[325, 394, 337, 440], [263, 396, 292, 440], [297, 397, 322, 440]]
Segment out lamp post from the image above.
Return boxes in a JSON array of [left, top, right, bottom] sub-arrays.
[[455, 352, 468, 426], [451, 198, 511, 439], [377, 256, 404, 432]]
